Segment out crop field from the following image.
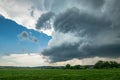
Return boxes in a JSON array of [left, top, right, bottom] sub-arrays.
[[0, 69, 120, 80]]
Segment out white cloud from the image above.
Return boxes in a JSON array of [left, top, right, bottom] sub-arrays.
[[0, 53, 120, 66], [51, 58, 82, 66], [48, 32, 81, 48], [0, 0, 43, 30], [40, 27, 54, 36], [81, 57, 120, 65], [0, 0, 55, 36], [0, 53, 49, 67], [51, 57, 120, 66]]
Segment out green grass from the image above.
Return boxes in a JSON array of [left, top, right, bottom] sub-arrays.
[[0, 69, 120, 80]]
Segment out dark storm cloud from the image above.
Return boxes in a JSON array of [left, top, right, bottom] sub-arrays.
[[42, 43, 80, 62], [107, 0, 120, 28], [42, 43, 120, 62], [37, 0, 106, 30], [80, 0, 105, 8], [41, 8, 120, 62], [54, 7, 111, 34], [41, 0, 120, 62], [49, 0, 105, 13], [36, 12, 55, 30], [90, 44, 120, 57]]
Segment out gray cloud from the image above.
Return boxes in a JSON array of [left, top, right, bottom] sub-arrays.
[[44, 0, 54, 11], [106, 0, 120, 28], [18, 31, 39, 43], [54, 7, 111, 34], [32, 37, 38, 43], [42, 43, 120, 62], [0, 14, 5, 19], [36, 0, 106, 31], [40, 0, 120, 62], [30, 6, 34, 17], [49, 0, 105, 14], [36, 12, 55, 30], [79, 0, 105, 8], [18, 31, 29, 40], [42, 43, 80, 62]]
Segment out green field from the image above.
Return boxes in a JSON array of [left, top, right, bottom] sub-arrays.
[[0, 69, 120, 80]]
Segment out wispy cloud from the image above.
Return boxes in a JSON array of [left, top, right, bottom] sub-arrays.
[[18, 31, 29, 41], [18, 31, 39, 43]]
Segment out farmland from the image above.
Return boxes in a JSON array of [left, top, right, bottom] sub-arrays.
[[0, 69, 120, 80]]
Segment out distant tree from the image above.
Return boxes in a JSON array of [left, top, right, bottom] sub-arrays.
[[109, 61, 119, 68], [103, 61, 110, 68], [74, 65, 81, 69], [94, 61, 120, 69], [65, 64, 71, 69], [83, 65, 89, 69], [94, 61, 104, 69], [70, 66, 74, 69]]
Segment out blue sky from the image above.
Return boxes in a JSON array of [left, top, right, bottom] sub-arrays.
[[0, 16, 51, 55]]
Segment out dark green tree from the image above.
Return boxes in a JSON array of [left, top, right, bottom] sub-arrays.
[[110, 61, 119, 68], [94, 61, 104, 69], [103, 61, 110, 68], [94, 61, 120, 69], [65, 64, 71, 69], [74, 65, 81, 69]]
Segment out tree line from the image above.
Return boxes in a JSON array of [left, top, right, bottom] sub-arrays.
[[94, 61, 120, 69], [65, 61, 120, 69]]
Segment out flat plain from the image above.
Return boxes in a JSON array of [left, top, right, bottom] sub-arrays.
[[0, 69, 120, 80]]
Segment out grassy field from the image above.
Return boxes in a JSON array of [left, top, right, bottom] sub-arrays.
[[0, 69, 120, 80]]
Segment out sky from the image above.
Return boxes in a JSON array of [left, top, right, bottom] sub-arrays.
[[0, 0, 120, 66]]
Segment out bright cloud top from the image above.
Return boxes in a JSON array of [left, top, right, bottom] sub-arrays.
[[0, 53, 49, 67], [0, 0, 42, 30]]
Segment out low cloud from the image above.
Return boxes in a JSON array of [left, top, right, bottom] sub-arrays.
[[0, 53, 49, 67], [1, 54, 120, 66]]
